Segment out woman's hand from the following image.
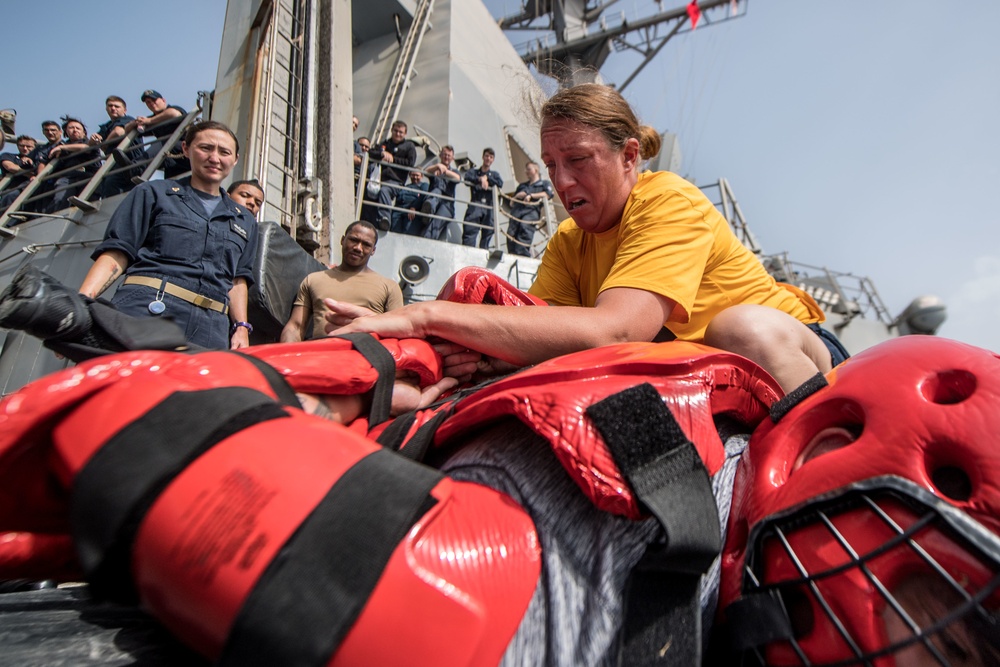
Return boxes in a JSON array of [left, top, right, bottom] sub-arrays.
[[230, 327, 250, 350], [325, 301, 429, 340], [322, 298, 377, 330]]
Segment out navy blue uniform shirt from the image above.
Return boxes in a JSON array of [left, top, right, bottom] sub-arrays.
[[30, 141, 59, 166], [427, 161, 459, 200], [50, 140, 100, 175], [464, 167, 504, 204], [93, 177, 258, 302], [0, 153, 33, 187], [148, 105, 187, 140], [373, 137, 416, 184], [509, 178, 554, 221], [97, 115, 136, 149]]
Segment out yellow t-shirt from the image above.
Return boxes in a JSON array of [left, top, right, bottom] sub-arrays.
[[529, 171, 823, 342]]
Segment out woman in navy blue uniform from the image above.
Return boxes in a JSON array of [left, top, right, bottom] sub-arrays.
[[79, 121, 257, 350]]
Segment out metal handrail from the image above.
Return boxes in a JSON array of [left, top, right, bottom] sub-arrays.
[[370, 0, 436, 143], [0, 102, 204, 234], [133, 105, 203, 183], [68, 130, 143, 210], [354, 157, 556, 258], [496, 189, 555, 258], [764, 253, 893, 325], [701, 177, 761, 254], [0, 161, 58, 234], [15, 147, 105, 213]]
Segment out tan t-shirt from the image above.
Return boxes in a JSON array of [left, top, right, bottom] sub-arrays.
[[294, 266, 404, 339]]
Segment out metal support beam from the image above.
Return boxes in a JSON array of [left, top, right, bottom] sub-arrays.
[[512, 0, 746, 88], [317, 0, 355, 262]]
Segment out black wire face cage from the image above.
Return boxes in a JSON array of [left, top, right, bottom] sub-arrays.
[[736, 477, 1000, 667]]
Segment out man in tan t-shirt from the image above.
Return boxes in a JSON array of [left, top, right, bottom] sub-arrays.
[[280, 221, 404, 341]]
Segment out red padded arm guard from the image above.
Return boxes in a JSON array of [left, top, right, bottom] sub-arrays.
[[0, 336, 442, 580], [0, 350, 304, 580], [243, 336, 443, 395], [51, 357, 539, 666]]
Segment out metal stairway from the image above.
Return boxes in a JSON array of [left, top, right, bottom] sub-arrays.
[[248, 0, 307, 235], [370, 0, 436, 143]]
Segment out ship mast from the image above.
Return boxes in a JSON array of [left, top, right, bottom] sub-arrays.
[[498, 0, 747, 89]]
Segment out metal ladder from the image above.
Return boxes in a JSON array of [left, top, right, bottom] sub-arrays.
[[250, 0, 307, 234], [370, 0, 436, 144], [709, 177, 762, 255]]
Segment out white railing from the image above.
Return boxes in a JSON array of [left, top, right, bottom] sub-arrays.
[[0, 100, 205, 234], [353, 154, 557, 258]]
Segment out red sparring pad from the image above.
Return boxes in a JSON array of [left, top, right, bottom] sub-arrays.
[[437, 266, 547, 307], [432, 341, 781, 519]]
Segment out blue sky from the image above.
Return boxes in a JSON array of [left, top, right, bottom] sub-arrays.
[[5, 0, 998, 352]]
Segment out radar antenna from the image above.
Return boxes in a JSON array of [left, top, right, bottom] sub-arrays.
[[499, 0, 747, 90]]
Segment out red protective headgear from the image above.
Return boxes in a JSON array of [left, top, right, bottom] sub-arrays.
[[718, 336, 1000, 666]]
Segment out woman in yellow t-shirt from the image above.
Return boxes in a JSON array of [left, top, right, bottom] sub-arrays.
[[328, 84, 847, 393]]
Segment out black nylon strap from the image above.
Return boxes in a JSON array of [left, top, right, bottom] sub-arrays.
[[586, 383, 721, 666], [394, 408, 454, 462], [236, 352, 304, 408], [769, 372, 828, 423], [375, 375, 511, 454], [71, 387, 290, 602], [620, 570, 702, 667], [587, 383, 721, 573], [332, 333, 396, 427], [374, 403, 455, 462], [374, 410, 417, 451], [218, 448, 443, 667], [719, 589, 796, 651]]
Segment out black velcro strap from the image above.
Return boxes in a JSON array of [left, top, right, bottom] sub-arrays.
[[769, 372, 828, 423], [376, 375, 517, 455], [719, 589, 796, 652], [586, 383, 721, 667], [71, 387, 290, 602], [375, 404, 454, 463], [332, 333, 396, 427], [374, 410, 417, 451], [218, 448, 443, 667], [620, 569, 702, 667], [587, 383, 721, 573], [394, 408, 454, 462], [236, 353, 304, 408]]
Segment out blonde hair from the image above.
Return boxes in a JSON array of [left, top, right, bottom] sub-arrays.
[[540, 83, 661, 160]]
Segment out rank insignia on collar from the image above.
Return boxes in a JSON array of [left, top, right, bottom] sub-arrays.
[[171, 187, 180, 192]]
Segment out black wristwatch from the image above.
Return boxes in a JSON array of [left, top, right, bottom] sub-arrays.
[[231, 321, 253, 335]]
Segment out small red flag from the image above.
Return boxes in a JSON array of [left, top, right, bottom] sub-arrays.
[[687, 1, 702, 29]]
